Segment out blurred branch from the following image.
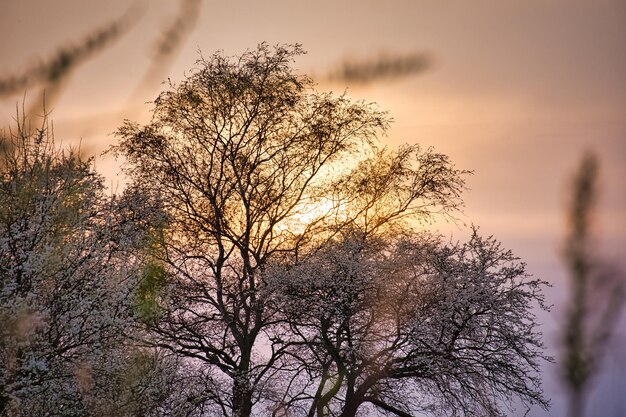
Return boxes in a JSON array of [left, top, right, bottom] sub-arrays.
[[1, 0, 203, 159], [561, 151, 625, 417], [0, 3, 144, 105], [324, 51, 433, 86], [154, 0, 202, 57], [127, 0, 203, 104]]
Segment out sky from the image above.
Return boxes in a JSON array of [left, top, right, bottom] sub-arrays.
[[1, 1, 625, 415]]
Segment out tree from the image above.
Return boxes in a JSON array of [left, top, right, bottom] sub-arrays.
[[0, 111, 178, 416], [271, 228, 548, 417], [113, 43, 547, 417]]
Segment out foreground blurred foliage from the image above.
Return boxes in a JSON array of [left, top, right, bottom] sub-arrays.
[[560, 153, 625, 417], [135, 261, 168, 325], [0, 112, 186, 416]]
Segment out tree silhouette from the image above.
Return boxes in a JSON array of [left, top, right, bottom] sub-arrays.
[[273, 229, 548, 417], [113, 44, 549, 417]]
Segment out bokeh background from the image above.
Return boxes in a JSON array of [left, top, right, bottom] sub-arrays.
[[1, 1, 624, 415]]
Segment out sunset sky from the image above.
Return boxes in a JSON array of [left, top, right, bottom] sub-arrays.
[[1, 1, 625, 415]]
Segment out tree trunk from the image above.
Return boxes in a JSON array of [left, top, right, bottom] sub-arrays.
[[232, 331, 255, 417], [338, 397, 363, 417], [232, 379, 253, 417], [339, 373, 383, 417]]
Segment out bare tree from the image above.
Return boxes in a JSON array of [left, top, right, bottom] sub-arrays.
[[113, 43, 391, 416], [272, 228, 549, 417], [112, 44, 547, 417], [112, 43, 466, 416]]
